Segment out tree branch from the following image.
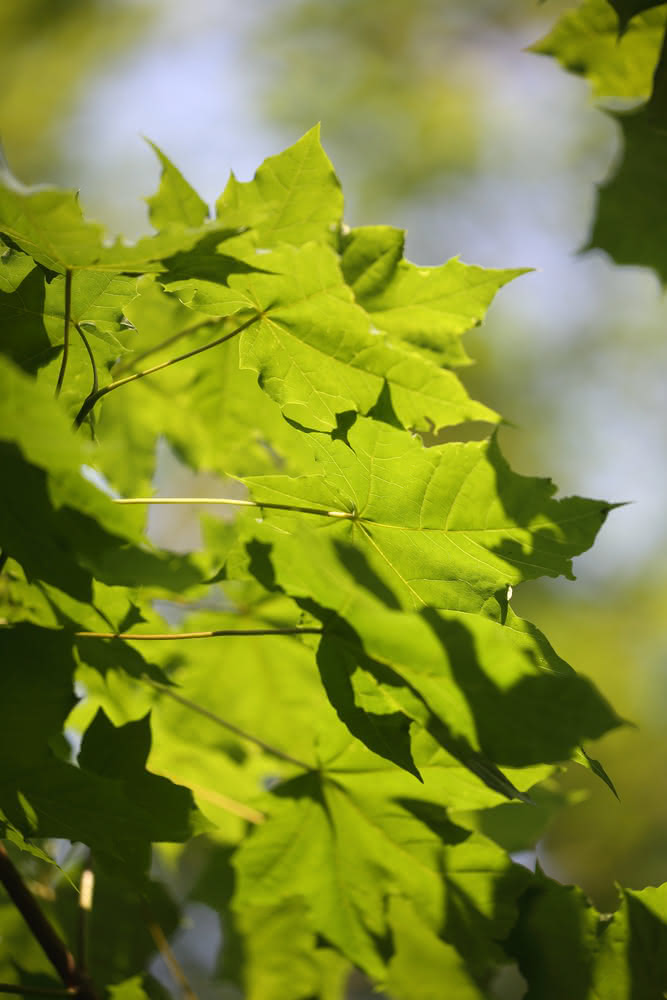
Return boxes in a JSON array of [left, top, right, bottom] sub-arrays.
[[0, 846, 99, 1000]]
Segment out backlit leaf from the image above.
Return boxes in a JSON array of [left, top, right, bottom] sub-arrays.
[[530, 0, 666, 99], [145, 140, 209, 231], [242, 414, 614, 613], [341, 225, 527, 368]]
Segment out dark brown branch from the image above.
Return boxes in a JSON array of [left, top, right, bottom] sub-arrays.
[[0, 846, 99, 1000]]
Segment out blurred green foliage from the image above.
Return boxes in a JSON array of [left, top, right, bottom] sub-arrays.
[[250, 0, 569, 211], [0, 0, 150, 182]]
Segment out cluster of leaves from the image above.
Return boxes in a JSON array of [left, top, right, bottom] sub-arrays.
[[532, 0, 667, 283], [1, 13, 667, 992]]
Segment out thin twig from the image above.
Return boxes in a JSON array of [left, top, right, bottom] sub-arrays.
[[0, 551, 8, 575], [0, 846, 99, 1000], [74, 626, 323, 640], [114, 496, 356, 519], [112, 316, 220, 375], [55, 270, 73, 398], [142, 907, 199, 1000], [144, 678, 311, 770], [73, 314, 257, 427]]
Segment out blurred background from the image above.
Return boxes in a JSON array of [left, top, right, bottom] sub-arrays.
[[2, 0, 666, 977]]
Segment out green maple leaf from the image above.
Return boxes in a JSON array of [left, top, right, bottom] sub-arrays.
[[0, 153, 239, 275], [241, 413, 614, 614], [589, 105, 667, 283], [530, 0, 666, 99], [71, 609, 328, 839], [0, 357, 201, 599], [90, 276, 316, 496], [145, 140, 209, 231], [215, 125, 343, 252], [234, 767, 529, 980], [384, 896, 486, 1000], [72, 602, 559, 838], [0, 262, 139, 416], [172, 242, 497, 432], [0, 625, 208, 876], [238, 531, 621, 772], [78, 708, 212, 845], [0, 239, 35, 293], [232, 898, 323, 1000], [531, 0, 667, 283], [341, 225, 527, 368], [192, 845, 350, 1000], [0, 159, 106, 272]]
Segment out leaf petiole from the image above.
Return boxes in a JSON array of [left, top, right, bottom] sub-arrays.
[[73, 313, 258, 427], [111, 315, 221, 375], [113, 496, 356, 519], [74, 626, 324, 640], [54, 270, 72, 398], [74, 324, 98, 400]]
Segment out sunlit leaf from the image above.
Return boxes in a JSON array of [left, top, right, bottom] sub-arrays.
[[530, 0, 666, 99], [173, 242, 497, 432], [216, 124, 343, 251], [145, 140, 209, 231], [242, 414, 614, 613], [342, 225, 527, 368]]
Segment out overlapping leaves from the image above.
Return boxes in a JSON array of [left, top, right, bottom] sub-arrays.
[[0, 125, 650, 998], [532, 0, 667, 283], [0, 624, 208, 877], [240, 413, 614, 614]]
